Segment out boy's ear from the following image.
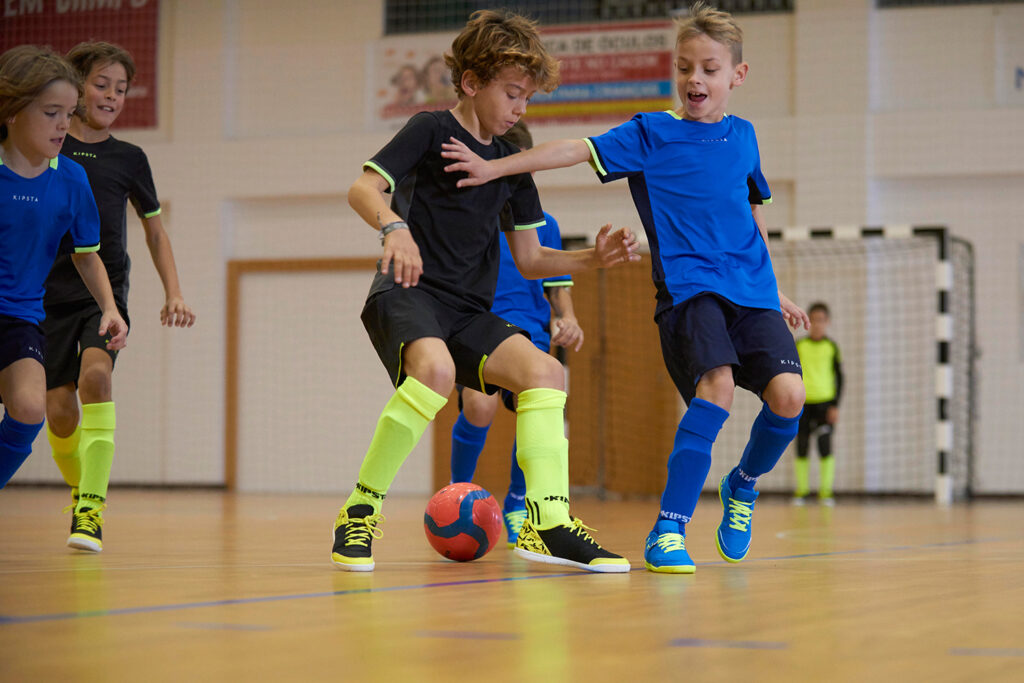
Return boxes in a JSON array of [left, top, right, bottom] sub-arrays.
[[460, 70, 479, 97], [732, 62, 749, 88]]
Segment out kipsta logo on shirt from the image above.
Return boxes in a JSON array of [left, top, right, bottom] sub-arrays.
[[72, 152, 98, 159], [700, 137, 728, 143], [12, 194, 39, 203]]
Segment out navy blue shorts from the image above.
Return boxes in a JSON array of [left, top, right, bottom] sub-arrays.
[[0, 315, 46, 373], [657, 293, 801, 405], [361, 286, 528, 394], [42, 301, 129, 390]]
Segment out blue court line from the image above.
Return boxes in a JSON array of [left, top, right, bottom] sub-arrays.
[[176, 622, 274, 632], [949, 648, 1024, 658], [0, 536, 1011, 627], [671, 638, 787, 650]]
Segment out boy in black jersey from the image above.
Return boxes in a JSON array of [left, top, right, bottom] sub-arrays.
[[43, 42, 195, 552], [335, 10, 639, 573]]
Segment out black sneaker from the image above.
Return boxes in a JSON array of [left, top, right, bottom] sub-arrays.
[[514, 517, 630, 573], [331, 504, 384, 572], [67, 506, 104, 552]]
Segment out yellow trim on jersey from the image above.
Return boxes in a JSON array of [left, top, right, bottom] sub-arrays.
[[543, 280, 574, 288], [395, 341, 405, 388], [666, 109, 683, 120], [514, 220, 546, 231], [762, 197, 773, 205], [477, 354, 488, 393], [584, 138, 606, 177], [362, 161, 395, 193], [50, 157, 60, 169], [143, 208, 162, 218], [74, 244, 100, 254]]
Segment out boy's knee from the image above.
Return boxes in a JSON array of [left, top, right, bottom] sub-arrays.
[[520, 354, 564, 391], [410, 362, 455, 395], [462, 391, 497, 426], [696, 366, 734, 410], [765, 374, 805, 418], [5, 394, 46, 426], [77, 365, 113, 403]]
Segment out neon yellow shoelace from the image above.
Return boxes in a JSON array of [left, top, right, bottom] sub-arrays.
[[336, 511, 385, 548], [504, 509, 528, 536], [570, 518, 600, 546], [654, 532, 686, 552], [73, 506, 105, 534], [727, 498, 753, 531]]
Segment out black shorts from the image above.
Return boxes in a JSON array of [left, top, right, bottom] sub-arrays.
[[42, 301, 130, 390], [798, 402, 832, 436], [361, 286, 527, 394], [457, 385, 517, 414], [0, 315, 46, 373], [657, 293, 801, 405]]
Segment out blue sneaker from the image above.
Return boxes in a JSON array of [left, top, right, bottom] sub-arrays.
[[503, 506, 528, 548], [716, 472, 758, 562], [644, 519, 695, 574]]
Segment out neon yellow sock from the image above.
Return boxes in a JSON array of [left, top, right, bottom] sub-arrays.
[[345, 377, 447, 513], [516, 388, 571, 529], [77, 402, 115, 512], [794, 457, 810, 497], [48, 423, 81, 488], [820, 456, 835, 499]]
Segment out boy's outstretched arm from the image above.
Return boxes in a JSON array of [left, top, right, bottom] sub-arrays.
[[442, 138, 591, 188], [347, 169, 422, 288], [751, 204, 809, 330], [71, 252, 128, 350], [142, 214, 196, 328], [506, 223, 639, 282]]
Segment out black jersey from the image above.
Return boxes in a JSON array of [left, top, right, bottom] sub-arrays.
[[363, 110, 545, 312], [44, 135, 161, 308]]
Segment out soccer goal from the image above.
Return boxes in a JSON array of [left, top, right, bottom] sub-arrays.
[[565, 226, 976, 503]]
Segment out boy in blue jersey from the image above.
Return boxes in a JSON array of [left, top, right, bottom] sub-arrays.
[[449, 120, 582, 547], [0, 46, 128, 490], [442, 1, 810, 574], [43, 42, 195, 553], [338, 11, 638, 574]]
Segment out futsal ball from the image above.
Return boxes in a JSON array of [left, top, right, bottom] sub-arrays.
[[423, 482, 503, 561]]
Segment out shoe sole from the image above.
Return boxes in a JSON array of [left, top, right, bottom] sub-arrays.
[[330, 524, 374, 571], [716, 478, 749, 563], [644, 561, 695, 574], [67, 535, 102, 552], [513, 547, 630, 573]]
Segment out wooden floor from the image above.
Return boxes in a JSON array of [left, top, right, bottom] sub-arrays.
[[1, 488, 1022, 682]]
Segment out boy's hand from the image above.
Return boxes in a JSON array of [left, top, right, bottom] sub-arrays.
[[594, 224, 640, 268], [441, 137, 494, 188], [161, 296, 196, 328], [550, 316, 584, 352], [779, 292, 809, 330], [98, 311, 128, 351], [381, 228, 423, 287]]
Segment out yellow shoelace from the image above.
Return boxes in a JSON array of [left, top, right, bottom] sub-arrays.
[[654, 532, 686, 552], [72, 506, 106, 534], [727, 498, 754, 531], [569, 518, 600, 545], [504, 509, 528, 536], [336, 511, 385, 548]]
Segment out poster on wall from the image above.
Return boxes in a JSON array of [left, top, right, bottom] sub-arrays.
[[367, 21, 675, 132], [1, 0, 160, 129], [994, 6, 1024, 107]]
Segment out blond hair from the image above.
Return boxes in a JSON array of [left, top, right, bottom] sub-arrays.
[[675, 1, 744, 65], [444, 9, 560, 98], [0, 45, 83, 142]]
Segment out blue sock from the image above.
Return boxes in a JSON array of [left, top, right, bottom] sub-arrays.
[[0, 414, 44, 489], [729, 404, 801, 491], [450, 413, 490, 483], [504, 439, 526, 511], [659, 398, 730, 531]]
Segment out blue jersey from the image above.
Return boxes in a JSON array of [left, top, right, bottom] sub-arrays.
[[492, 211, 572, 351], [586, 111, 778, 317], [0, 155, 100, 324]]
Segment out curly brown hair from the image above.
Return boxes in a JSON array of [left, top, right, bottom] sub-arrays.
[[444, 9, 560, 99], [0, 45, 83, 143], [66, 41, 137, 87]]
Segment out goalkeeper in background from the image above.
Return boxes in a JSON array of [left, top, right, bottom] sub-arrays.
[[793, 302, 843, 506]]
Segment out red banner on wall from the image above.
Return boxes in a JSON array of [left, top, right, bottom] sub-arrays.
[[1, 0, 160, 129]]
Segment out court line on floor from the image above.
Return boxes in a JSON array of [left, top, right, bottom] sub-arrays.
[[0, 536, 1010, 626]]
